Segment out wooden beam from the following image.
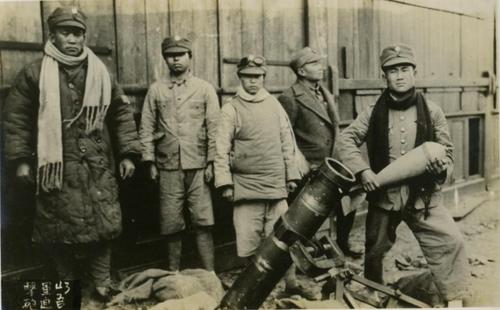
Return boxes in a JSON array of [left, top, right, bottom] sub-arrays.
[[223, 57, 290, 67], [0, 40, 112, 55], [339, 78, 490, 90]]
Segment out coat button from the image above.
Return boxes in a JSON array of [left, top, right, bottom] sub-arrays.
[[401, 150, 406, 155], [80, 148, 87, 153], [68, 83, 74, 89], [96, 190, 102, 196], [401, 139, 406, 144], [400, 127, 406, 133], [99, 158, 104, 165], [96, 137, 102, 143], [400, 115, 405, 121]]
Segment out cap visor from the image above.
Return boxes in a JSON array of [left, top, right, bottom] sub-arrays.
[[163, 47, 190, 54], [55, 20, 86, 30], [238, 68, 266, 75], [382, 57, 416, 68]]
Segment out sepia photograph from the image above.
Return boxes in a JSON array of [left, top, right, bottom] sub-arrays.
[[0, 0, 499, 309]]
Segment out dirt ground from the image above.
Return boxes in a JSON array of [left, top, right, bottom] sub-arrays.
[[83, 187, 500, 309]]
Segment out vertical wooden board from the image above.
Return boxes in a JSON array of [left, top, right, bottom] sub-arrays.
[[477, 17, 494, 76], [218, 0, 242, 90], [325, 0, 338, 73], [307, 0, 328, 54], [478, 92, 488, 112], [424, 9, 444, 78], [355, 0, 377, 78], [115, 0, 148, 84], [414, 6, 428, 77], [430, 11, 461, 79], [450, 119, 465, 181], [395, 5, 427, 77], [336, 0, 355, 78], [145, 0, 170, 83], [376, 0, 393, 78], [354, 94, 378, 115], [191, 0, 219, 84], [424, 90, 444, 110], [262, 0, 286, 89], [460, 17, 479, 78], [350, 0, 360, 79], [461, 91, 479, 112], [441, 91, 461, 113], [281, 0, 305, 87], [0, 2, 42, 42], [307, 0, 329, 88], [1, 51, 42, 85], [240, 0, 264, 56], [0, 51, 3, 84], [169, 0, 194, 41], [493, 111, 500, 173], [445, 14, 461, 78], [338, 91, 354, 120]]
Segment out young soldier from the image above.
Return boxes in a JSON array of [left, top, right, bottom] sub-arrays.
[[336, 44, 468, 306], [139, 36, 219, 272], [3, 7, 140, 300], [214, 55, 315, 299]]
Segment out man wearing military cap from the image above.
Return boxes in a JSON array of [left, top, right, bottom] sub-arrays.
[[279, 46, 363, 259], [4, 6, 140, 301], [140, 35, 219, 272], [214, 55, 316, 299], [336, 44, 468, 305]]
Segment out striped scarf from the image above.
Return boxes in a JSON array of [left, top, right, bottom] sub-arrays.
[[37, 40, 111, 193]]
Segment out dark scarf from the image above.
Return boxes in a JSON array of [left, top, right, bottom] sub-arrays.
[[366, 87, 435, 217]]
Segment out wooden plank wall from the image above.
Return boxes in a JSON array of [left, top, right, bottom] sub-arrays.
[[335, 0, 497, 187], [0, 0, 497, 274]]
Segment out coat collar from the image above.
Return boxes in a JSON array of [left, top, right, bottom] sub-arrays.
[[291, 81, 336, 125]]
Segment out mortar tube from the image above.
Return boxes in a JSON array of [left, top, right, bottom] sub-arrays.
[[218, 158, 356, 309]]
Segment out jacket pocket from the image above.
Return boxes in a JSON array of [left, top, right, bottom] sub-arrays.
[[155, 150, 179, 169], [190, 100, 205, 119]]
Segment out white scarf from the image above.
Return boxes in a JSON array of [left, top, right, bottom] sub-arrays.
[[37, 40, 111, 193], [235, 86, 269, 102]]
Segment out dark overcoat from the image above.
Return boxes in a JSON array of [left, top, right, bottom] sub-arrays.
[[278, 81, 340, 167], [3, 58, 140, 244]]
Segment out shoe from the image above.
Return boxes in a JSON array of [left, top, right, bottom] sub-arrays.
[[93, 286, 119, 303], [339, 244, 364, 259], [351, 286, 388, 307], [282, 284, 318, 300]]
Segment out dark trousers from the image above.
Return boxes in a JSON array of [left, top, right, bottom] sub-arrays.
[[336, 208, 356, 250], [364, 204, 468, 301], [49, 242, 111, 288]]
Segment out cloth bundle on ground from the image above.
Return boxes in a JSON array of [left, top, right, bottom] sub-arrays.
[[149, 291, 217, 310], [392, 270, 444, 307], [106, 268, 225, 307]]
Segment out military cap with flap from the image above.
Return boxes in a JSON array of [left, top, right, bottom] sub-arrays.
[[289, 47, 324, 72], [48, 7, 87, 31], [237, 54, 267, 75], [162, 36, 192, 54], [380, 44, 416, 68]]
